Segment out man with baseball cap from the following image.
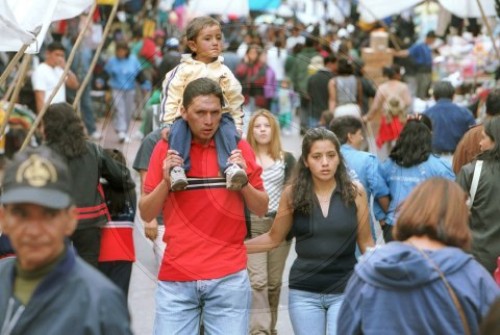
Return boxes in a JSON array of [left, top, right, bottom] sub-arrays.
[[0, 146, 131, 335]]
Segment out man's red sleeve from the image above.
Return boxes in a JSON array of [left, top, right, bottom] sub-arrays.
[[143, 140, 169, 194], [238, 140, 264, 191]]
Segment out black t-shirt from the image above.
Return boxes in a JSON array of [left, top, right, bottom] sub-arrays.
[[132, 129, 163, 225], [290, 188, 357, 294], [307, 69, 334, 119]]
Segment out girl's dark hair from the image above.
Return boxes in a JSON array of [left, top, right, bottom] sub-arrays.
[[389, 119, 433, 167], [42, 103, 88, 158], [291, 128, 357, 214], [478, 116, 500, 161], [337, 57, 354, 75], [115, 41, 130, 58], [383, 64, 402, 79]]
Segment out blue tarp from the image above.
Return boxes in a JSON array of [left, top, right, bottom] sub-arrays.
[[249, 0, 280, 11]]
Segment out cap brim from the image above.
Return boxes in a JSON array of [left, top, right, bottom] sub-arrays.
[[1, 187, 72, 209]]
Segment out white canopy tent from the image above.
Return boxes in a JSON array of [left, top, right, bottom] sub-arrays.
[[359, 0, 497, 23], [0, 0, 92, 53], [187, 0, 249, 18]]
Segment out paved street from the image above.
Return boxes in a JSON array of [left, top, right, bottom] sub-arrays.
[[98, 115, 303, 335]]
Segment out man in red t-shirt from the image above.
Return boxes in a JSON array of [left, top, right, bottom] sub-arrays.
[[140, 78, 268, 334]]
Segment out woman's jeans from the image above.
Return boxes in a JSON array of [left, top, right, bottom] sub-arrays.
[[289, 289, 345, 335]]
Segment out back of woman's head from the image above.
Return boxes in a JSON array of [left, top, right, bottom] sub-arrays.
[[479, 116, 500, 161], [336, 57, 354, 75], [383, 64, 402, 80], [394, 178, 471, 249], [42, 102, 87, 158], [292, 128, 355, 213], [246, 109, 282, 160], [389, 119, 432, 167]]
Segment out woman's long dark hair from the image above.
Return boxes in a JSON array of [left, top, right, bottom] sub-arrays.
[[389, 119, 432, 167], [42, 102, 88, 158], [291, 128, 357, 214], [477, 116, 500, 162]]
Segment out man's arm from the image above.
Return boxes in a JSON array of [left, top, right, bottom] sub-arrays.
[[139, 179, 169, 223], [139, 148, 181, 222], [139, 170, 158, 241], [228, 146, 268, 217], [65, 69, 80, 90], [393, 49, 409, 57], [241, 183, 268, 217], [58, 57, 79, 89]]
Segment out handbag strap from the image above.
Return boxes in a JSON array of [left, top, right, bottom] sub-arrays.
[[410, 244, 471, 335], [469, 160, 483, 209]]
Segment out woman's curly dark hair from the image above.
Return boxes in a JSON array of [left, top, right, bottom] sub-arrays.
[[291, 128, 357, 214], [42, 102, 88, 158], [389, 119, 432, 167]]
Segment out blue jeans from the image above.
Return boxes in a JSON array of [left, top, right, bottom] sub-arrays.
[[169, 113, 239, 174], [288, 289, 344, 335], [154, 269, 251, 335]]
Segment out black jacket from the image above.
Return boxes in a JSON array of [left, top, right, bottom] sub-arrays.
[[62, 142, 135, 229]]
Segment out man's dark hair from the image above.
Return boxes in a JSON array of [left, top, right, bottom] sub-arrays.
[[182, 78, 224, 109], [324, 54, 337, 65], [432, 81, 455, 100], [486, 88, 500, 116], [330, 116, 363, 144], [46, 41, 66, 52], [426, 30, 436, 39]]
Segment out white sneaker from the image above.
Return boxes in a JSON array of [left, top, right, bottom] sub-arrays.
[[118, 131, 126, 143], [170, 166, 188, 191], [90, 131, 102, 140], [118, 131, 131, 143], [132, 130, 144, 141], [225, 163, 248, 191]]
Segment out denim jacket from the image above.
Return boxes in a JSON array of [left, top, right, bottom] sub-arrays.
[[341, 144, 389, 221], [379, 155, 455, 225]]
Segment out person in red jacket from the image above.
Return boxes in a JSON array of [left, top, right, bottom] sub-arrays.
[[98, 148, 136, 297]]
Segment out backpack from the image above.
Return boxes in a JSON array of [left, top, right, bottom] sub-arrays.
[[383, 89, 406, 122]]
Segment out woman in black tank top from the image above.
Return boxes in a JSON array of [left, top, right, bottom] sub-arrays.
[[246, 128, 374, 335]]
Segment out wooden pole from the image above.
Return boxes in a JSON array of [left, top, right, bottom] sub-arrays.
[[1, 73, 17, 103], [73, 0, 120, 110], [476, 0, 500, 59], [0, 55, 32, 138], [20, 1, 98, 151], [0, 44, 30, 88]]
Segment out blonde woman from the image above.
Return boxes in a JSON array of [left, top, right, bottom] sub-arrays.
[[246, 109, 296, 335]]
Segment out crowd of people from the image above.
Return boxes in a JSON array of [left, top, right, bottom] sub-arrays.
[[1, 3, 500, 335]]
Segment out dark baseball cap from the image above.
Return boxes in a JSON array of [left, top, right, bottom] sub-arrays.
[[1, 146, 73, 209]]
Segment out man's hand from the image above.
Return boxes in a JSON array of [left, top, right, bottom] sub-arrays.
[[144, 219, 159, 241], [162, 150, 183, 185], [227, 149, 247, 171]]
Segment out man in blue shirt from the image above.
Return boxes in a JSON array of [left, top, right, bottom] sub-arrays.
[[395, 30, 436, 99], [330, 116, 389, 240], [424, 81, 476, 159]]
